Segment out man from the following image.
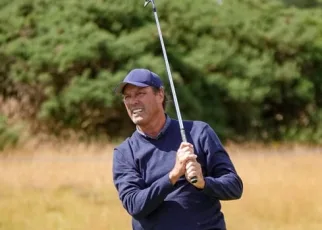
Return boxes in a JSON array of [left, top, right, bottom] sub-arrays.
[[112, 68, 243, 230]]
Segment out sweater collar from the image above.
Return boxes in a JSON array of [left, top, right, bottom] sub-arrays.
[[136, 114, 171, 140]]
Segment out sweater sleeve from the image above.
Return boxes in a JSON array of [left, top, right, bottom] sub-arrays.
[[112, 147, 175, 219], [199, 124, 243, 200]]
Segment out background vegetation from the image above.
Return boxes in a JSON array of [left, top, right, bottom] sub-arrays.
[[1, 0, 322, 149]]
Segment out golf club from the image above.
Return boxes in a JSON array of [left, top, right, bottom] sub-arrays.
[[144, 0, 198, 184]]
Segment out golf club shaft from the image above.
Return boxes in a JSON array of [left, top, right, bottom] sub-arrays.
[[152, 9, 186, 142], [146, 0, 197, 184]]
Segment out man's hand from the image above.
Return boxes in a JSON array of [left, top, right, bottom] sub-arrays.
[[185, 161, 205, 189], [169, 142, 196, 185]]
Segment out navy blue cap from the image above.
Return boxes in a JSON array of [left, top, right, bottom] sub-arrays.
[[114, 68, 163, 94]]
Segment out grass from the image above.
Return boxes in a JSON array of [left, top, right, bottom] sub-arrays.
[[0, 142, 321, 230]]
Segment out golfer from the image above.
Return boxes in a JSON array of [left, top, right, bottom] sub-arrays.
[[112, 68, 243, 230]]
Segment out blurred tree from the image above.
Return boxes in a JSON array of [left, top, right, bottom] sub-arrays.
[[1, 0, 322, 143], [0, 115, 22, 151], [282, 0, 322, 8]]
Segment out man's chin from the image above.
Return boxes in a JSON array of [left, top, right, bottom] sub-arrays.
[[131, 116, 144, 125]]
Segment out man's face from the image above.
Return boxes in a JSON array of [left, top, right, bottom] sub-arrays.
[[122, 85, 164, 126]]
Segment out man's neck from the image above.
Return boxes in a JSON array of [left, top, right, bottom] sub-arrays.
[[137, 113, 166, 138]]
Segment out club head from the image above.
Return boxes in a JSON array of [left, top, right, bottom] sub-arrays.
[[144, 0, 151, 7]]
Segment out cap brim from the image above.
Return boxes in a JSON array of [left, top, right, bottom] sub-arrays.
[[114, 81, 150, 94]]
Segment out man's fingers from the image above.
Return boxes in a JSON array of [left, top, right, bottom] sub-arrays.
[[186, 160, 201, 175], [178, 148, 196, 159], [180, 146, 191, 153], [179, 142, 193, 149], [186, 161, 199, 173], [184, 154, 197, 162], [186, 160, 196, 169], [177, 146, 192, 156], [186, 166, 197, 175], [186, 168, 198, 180], [179, 142, 194, 154]]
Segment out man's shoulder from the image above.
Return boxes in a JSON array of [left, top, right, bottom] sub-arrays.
[[182, 119, 210, 129], [169, 117, 208, 126], [114, 131, 140, 151]]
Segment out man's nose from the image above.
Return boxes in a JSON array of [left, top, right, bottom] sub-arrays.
[[128, 95, 139, 105]]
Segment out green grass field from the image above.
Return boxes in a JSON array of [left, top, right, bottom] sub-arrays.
[[0, 142, 321, 230]]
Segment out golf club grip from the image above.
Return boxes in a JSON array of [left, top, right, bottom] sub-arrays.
[[190, 176, 198, 184], [180, 129, 198, 184]]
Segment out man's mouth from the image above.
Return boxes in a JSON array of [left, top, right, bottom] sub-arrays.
[[132, 109, 143, 115]]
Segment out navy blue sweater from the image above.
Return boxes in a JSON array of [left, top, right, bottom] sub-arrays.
[[113, 118, 243, 230]]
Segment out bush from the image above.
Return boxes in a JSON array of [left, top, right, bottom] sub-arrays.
[[1, 0, 322, 143], [0, 115, 22, 151]]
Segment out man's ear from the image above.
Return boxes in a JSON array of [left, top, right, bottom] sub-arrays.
[[158, 88, 165, 103]]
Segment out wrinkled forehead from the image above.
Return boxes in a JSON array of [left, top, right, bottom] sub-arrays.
[[122, 84, 150, 95]]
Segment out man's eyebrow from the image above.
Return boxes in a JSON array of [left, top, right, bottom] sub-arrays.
[[122, 91, 130, 97]]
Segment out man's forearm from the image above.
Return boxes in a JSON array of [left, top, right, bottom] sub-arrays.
[[201, 173, 243, 200], [119, 173, 175, 219]]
